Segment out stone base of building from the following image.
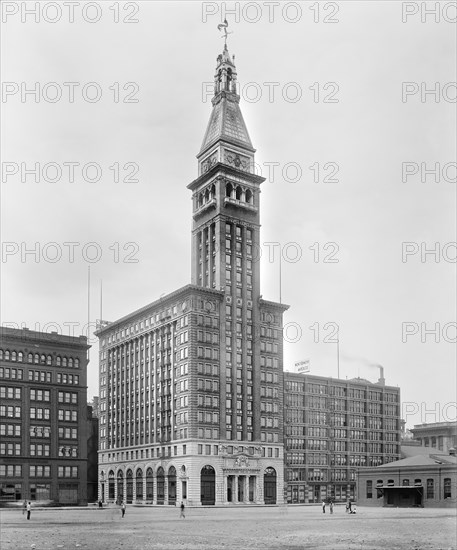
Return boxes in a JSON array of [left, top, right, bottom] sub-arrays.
[[98, 443, 284, 506]]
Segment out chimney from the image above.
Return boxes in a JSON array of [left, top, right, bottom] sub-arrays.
[[377, 365, 385, 386]]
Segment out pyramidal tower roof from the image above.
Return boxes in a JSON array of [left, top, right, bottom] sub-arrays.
[[199, 43, 254, 157]]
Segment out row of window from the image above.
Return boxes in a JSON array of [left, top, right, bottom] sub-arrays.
[[0, 350, 80, 367], [0, 387, 21, 399], [0, 369, 82, 386], [0, 387, 79, 403], [285, 381, 398, 401], [0, 367, 23, 380], [105, 310, 189, 346]]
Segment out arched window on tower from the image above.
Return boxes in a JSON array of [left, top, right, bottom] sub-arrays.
[[235, 186, 242, 201], [226, 183, 233, 198], [246, 189, 253, 204], [226, 68, 233, 91], [216, 69, 222, 94]]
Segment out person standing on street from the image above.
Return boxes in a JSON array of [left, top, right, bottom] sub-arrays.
[[180, 501, 185, 518], [121, 501, 126, 518], [26, 502, 31, 520], [322, 500, 326, 513]]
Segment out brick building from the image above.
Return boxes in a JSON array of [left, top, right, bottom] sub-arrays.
[[0, 327, 89, 506], [96, 43, 288, 506], [283, 372, 401, 504]]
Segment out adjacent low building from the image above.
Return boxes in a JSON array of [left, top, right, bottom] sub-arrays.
[[0, 326, 89, 506], [357, 447, 456, 508], [283, 372, 401, 504]]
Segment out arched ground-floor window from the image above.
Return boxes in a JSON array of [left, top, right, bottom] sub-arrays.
[[136, 469, 143, 501], [146, 468, 153, 501], [168, 466, 176, 505], [264, 467, 277, 504], [157, 467, 165, 505], [201, 465, 215, 505]]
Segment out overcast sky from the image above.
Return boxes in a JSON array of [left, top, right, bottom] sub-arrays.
[[1, 1, 455, 428]]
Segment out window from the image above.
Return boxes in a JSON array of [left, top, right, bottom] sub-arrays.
[[444, 478, 452, 499], [366, 480, 373, 498], [0, 387, 21, 399], [30, 389, 50, 402], [29, 465, 51, 478], [426, 479, 434, 499]]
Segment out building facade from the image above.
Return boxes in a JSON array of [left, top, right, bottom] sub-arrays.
[[0, 327, 89, 506], [410, 422, 457, 453], [283, 373, 401, 504], [357, 450, 457, 508], [96, 44, 288, 506]]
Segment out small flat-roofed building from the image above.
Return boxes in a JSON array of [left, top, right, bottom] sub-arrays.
[[357, 448, 456, 508]]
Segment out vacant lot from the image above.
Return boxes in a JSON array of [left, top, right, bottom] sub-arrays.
[[1, 504, 456, 550]]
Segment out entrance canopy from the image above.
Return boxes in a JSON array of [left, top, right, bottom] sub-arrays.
[[377, 485, 423, 494]]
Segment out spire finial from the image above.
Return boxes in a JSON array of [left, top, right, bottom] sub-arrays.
[[217, 19, 233, 47]]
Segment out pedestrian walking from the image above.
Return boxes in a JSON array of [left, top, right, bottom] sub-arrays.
[[180, 501, 185, 518], [26, 502, 31, 520], [322, 500, 326, 513], [98, 500, 103, 509], [347, 500, 352, 514], [22, 499, 27, 515], [329, 501, 334, 514], [121, 501, 126, 518]]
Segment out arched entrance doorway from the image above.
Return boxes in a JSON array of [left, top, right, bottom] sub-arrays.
[[264, 467, 277, 504], [135, 468, 143, 502], [116, 470, 124, 504], [146, 468, 153, 502], [108, 470, 115, 501], [126, 469, 133, 503], [168, 466, 176, 505], [201, 465, 215, 505], [157, 467, 165, 505]]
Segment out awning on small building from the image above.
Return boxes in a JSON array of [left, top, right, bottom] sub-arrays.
[[376, 485, 423, 494]]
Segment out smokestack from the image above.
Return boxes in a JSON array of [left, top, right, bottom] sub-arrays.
[[378, 365, 385, 386]]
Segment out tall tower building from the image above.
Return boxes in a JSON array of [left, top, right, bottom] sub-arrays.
[[95, 42, 289, 506]]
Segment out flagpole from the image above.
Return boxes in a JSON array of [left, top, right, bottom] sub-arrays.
[[279, 250, 282, 304], [87, 266, 90, 362], [100, 279, 103, 323], [336, 333, 340, 379]]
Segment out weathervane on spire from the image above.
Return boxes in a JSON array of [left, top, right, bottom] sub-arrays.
[[217, 19, 233, 46]]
